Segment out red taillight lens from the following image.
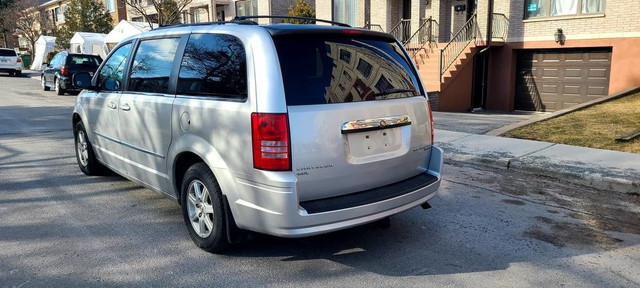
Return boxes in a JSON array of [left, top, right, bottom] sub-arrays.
[[16, 58, 21, 63], [428, 101, 434, 144], [61, 65, 68, 76], [251, 113, 290, 171]]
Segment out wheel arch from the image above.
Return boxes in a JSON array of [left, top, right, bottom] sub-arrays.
[[168, 135, 232, 203]]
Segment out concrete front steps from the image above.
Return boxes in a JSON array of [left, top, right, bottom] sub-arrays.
[[410, 43, 478, 93]]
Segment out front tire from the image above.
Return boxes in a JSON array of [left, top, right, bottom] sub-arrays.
[[181, 163, 228, 253], [74, 121, 104, 175], [55, 78, 65, 95], [42, 77, 50, 91]]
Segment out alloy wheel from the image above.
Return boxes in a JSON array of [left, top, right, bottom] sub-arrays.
[[186, 180, 215, 238], [76, 130, 89, 167]]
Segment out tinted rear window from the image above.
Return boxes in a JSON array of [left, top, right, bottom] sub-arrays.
[[273, 35, 422, 105], [0, 50, 17, 56], [67, 55, 101, 67]]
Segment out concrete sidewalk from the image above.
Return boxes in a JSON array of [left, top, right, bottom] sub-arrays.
[[435, 129, 640, 194]]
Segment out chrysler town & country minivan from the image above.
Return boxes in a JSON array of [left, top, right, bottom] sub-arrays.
[[72, 17, 443, 252]]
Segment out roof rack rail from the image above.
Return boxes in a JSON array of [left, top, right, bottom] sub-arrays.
[[233, 15, 350, 27], [155, 19, 258, 30]]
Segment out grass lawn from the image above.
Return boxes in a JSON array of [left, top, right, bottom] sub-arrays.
[[504, 92, 640, 154]]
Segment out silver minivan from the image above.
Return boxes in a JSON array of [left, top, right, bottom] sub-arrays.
[[72, 17, 443, 252]]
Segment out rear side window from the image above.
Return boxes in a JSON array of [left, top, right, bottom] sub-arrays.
[[128, 38, 180, 94], [0, 50, 16, 56], [177, 34, 247, 100], [68, 55, 101, 68], [273, 35, 421, 105]]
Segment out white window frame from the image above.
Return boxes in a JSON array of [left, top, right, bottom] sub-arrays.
[[524, 0, 605, 20]]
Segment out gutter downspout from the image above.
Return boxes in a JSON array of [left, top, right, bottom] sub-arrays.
[[474, 0, 494, 109]]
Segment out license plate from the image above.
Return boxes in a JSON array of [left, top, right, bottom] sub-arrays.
[[0, 59, 8, 63]]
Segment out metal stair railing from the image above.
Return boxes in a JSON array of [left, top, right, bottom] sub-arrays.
[[363, 22, 385, 32], [439, 13, 477, 78], [405, 17, 439, 58], [388, 19, 411, 43], [492, 13, 509, 41]]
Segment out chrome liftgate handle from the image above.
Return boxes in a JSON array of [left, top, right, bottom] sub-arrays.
[[340, 115, 412, 134]]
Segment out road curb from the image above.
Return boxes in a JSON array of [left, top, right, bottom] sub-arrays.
[[441, 148, 640, 195]]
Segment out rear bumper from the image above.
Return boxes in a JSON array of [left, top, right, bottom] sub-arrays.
[[229, 146, 443, 238], [59, 76, 81, 91], [0, 66, 21, 72]]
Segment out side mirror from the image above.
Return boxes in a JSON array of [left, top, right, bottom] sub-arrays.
[[73, 72, 94, 90]]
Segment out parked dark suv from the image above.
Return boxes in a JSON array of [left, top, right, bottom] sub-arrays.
[[42, 52, 102, 95]]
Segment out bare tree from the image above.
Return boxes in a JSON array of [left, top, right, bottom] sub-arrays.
[[121, 0, 193, 28], [8, 0, 55, 53]]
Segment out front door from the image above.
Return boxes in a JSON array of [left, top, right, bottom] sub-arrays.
[[86, 42, 134, 173], [118, 37, 181, 193], [467, 0, 477, 19]]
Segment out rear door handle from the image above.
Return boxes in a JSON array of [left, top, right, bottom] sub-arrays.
[[341, 115, 412, 134], [121, 103, 131, 111], [107, 102, 117, 109]]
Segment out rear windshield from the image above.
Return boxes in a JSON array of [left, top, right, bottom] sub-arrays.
[[67, 55, 102, 67], [273, 35, 422, 105], [0, 50, 17, 57]]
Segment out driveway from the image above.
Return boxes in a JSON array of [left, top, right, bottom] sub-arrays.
[[433, 111, 544, 134]]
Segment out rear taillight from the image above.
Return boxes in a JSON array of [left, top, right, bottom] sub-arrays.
[[61, 65, 68, 76], [251, 113, 291, 171], [428, 101, 434, 144], [16, 58, 21, 63]]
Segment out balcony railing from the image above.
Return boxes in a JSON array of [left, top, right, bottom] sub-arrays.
[[492, 13, 509, 41]]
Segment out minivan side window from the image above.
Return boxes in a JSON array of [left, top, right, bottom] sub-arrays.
[[177, 34, 247, 100], [127, 38, 180, 94], [97, 43, 132, 91]]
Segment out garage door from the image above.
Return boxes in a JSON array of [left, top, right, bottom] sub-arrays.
[[515, 48, 612, 112]]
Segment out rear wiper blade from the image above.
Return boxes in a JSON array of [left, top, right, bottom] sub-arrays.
[[374, 88, 415, 97]]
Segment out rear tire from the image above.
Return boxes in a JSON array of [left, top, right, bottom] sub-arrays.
[[74, 121, 104, 175], [42, 77, 50, 91], [15, 71, 21, 77], [55, 78, 65, 95], [180, 163, 229, 253]]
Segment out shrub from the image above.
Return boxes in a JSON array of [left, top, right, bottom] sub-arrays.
[[282, 0, 315, 24]]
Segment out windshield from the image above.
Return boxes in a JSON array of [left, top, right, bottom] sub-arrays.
[[272, 35, 422, 105]]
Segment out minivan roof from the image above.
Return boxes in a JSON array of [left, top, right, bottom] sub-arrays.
[[262, 24, 394, 40]]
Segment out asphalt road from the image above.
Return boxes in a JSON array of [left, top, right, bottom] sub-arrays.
[[1, 73, 639, 287]]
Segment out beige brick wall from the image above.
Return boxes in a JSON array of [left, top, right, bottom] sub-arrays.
[[370, 0, 390, 30], [494, 0, 640, 42], [315, 0, 332, 24]]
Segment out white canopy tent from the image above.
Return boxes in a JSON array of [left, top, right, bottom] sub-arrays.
[[30, 36, 56, 70], [70, 32, 108, 58], [104, 20, 157, 52]]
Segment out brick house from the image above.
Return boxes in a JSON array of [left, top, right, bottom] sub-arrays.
[[318, 0, 640, 112], [127, 0, 314, 24]]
